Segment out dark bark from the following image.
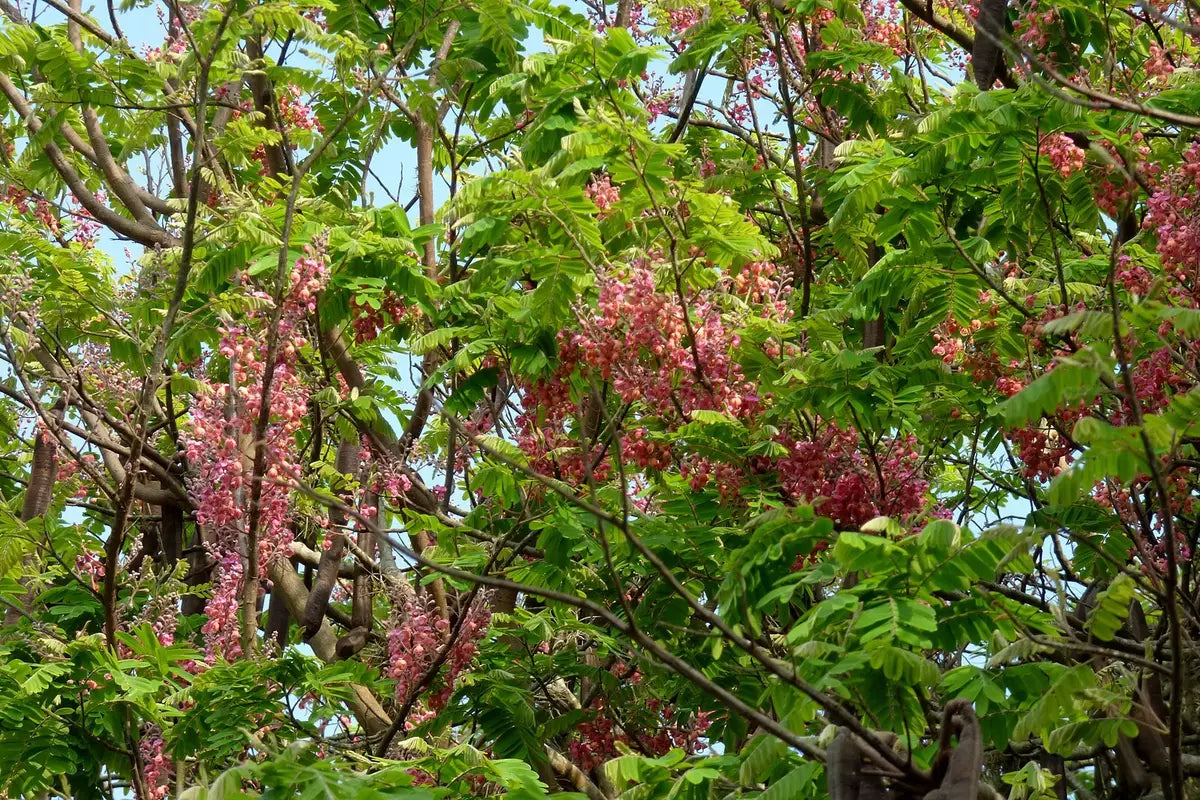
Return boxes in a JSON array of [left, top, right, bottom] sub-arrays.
[[4, 409, 60, 625], [160, 503, 183, 565], [972, 0, 1008, 90], [21, 423, 58, 523], [350, 489, 377, 631], [335, 626, 369, 659], [926, 699, 981, 800], [299, 440, 359, 639], [827, 727, 898, 799]]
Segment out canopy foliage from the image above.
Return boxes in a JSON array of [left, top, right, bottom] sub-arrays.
[[0, 0, 1199, 798]]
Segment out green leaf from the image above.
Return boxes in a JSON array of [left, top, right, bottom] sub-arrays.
[[760, 763, 820, 800], [1085, 574, 1136, 642], [739, 734, 787, 786]]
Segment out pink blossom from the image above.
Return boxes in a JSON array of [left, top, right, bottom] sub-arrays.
[[584, 173, 621, 215], [667, 6, 703, 41], [183, 243, 329, 660], [1039, 133, 1086, 178], [138, 726, 171, 800], [1145, 141, 1200, 286], [764, 424, 929, 528], [1146, 45, 1175, 81], [386, 591, 492, 709]]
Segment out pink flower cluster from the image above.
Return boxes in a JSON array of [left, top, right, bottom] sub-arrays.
[[699, 142, 717, 178], [385, 592, 492, 710], [666, 6, 703, 40], [584, 173, 621, 215], [1116, 255, 1153, 296], [932, 316, 994, 366], [1093, 134, 1156, 219], [75, 547, 106, 592], [2, 186, 104, 247], [155, 1, 203, 27], [1145, 140, 1200, 287], [1127, 347, 1189, 417], [201, 551, 243, 661], [569, 699, 621, 771], [568, 663, 712, 771], [430, 598, 492, 710], [623, 427, 672, 470], [0, 270, 40, 344], [1004, 303, 1195, 480], [372, 458, 414, 505], [138, 725, 171, 800], [1010, 423, 1074, 480], [515, 359, 609, 486], [123, 591, 179, 658], [733, 260, 793, 319], [515, 257, 805, 491], [76, 338, 137, 409], [574, 261, 756, 417], [386, 591, 447, 704], [350, 291, 411, 343], [996, 376, 1025, 397], [278, 85, 325, 135], [643, 700, 712, 755], [1096, 470, 1197, 577], [1149, 530, 1194, 574], [1021, 301, 1086, 352], [860, 0, 907, 57], [592, 1, 650, 42], [142, 37, 186, 62], [1014, 1, 1059, 50], [1145, 45, 1175, 82], [645, 91, 676, 123], [1039, 134, 1086, 178], [932, 319, 966, 364], [516, 260, 765, 485], [183, 244, 329, 660], [766, 424, 928, 528], [247, 86, 323, 171], [680, 456, 745, 501], [69, 197, 101, 248]]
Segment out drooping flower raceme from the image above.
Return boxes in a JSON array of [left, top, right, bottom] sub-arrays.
[[1039, 133, 1086, 178], [1145, 140, 1200, 292], [385, 589, 493, 711], [182, 243, 328, 660]]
